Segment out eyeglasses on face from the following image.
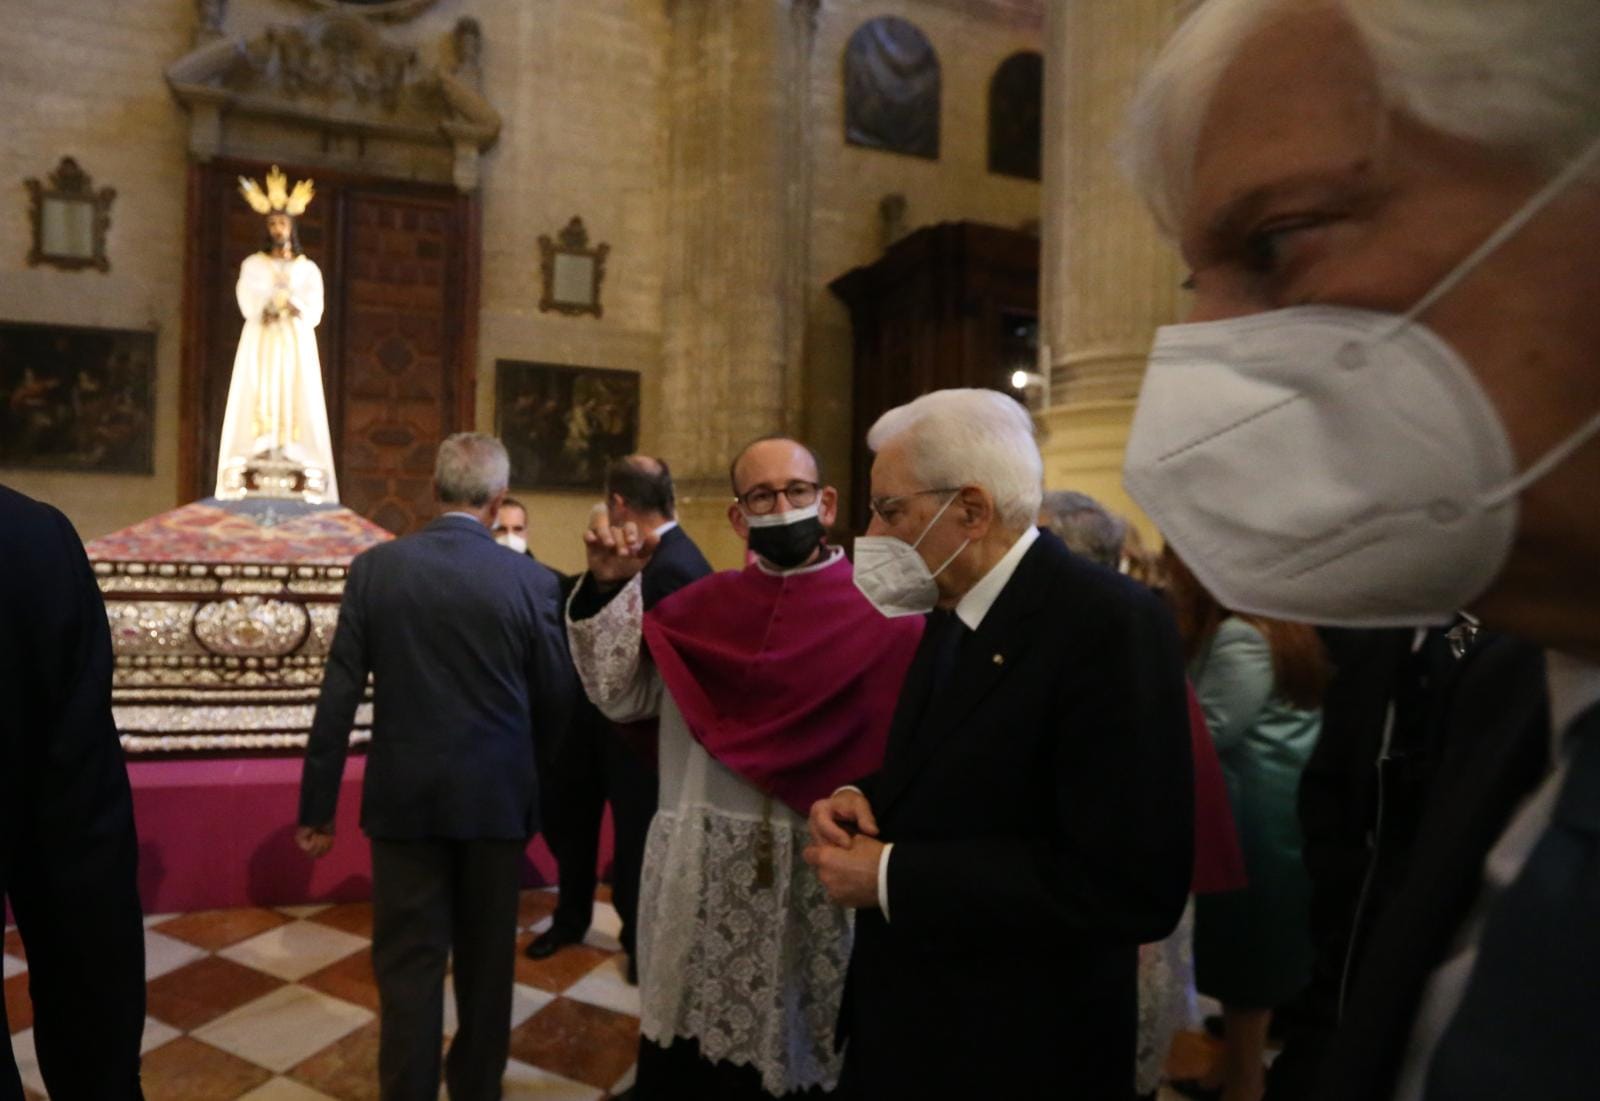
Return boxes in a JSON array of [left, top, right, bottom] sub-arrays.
[[736, 480, 820, 516], [867, 487, 959, 523]]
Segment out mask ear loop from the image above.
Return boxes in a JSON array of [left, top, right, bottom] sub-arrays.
[[1378, 134, 1600, 342], [911, 491, 971, 580]]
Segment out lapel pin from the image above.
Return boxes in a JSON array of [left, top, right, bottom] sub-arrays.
[[992, 653, 1004, 666]]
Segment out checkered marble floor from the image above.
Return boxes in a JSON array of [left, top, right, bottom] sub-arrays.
[[5, 888, 638, 1100]]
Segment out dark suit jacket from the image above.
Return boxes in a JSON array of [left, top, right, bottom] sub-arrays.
[[640, 524, 712, 612], [0, 485, 145, 1100], [839, 532, 1194, 1097], [1302, 634, 1550, 1101], [299, 513, 575, 840]]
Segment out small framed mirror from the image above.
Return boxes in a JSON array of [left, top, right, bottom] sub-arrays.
[[26, 157, 115, 272], [538, 216, 609, 318]]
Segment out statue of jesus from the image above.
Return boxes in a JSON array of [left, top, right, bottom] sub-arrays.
[[215, 165, 338, 503]]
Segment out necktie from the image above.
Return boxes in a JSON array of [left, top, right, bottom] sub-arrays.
[[1422, 701, 1600, 1099]]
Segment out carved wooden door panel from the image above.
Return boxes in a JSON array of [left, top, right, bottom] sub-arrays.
[[337, 191, 465, 534], [183, 160, 476, 535]]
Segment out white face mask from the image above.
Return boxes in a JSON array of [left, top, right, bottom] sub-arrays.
[[495, 531, 528, 556], [1124, 137, 1600, 628], [853, 493, 969, 618]]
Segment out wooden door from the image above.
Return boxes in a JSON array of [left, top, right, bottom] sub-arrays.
[[180, 159, 477, 534]]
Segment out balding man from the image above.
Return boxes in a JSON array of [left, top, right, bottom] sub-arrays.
[[527, 455, 710, 971], [808, 389, 1193, 1098], [1119, 2, 1600, 1098], [567, 438, 922, 1099], [297, 433, 574, 1101]]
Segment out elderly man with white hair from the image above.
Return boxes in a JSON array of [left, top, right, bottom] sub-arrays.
[[1119, 2, 1600, 1099], [298, 432, 575, 1101], [806, 388, 1194, 1097]]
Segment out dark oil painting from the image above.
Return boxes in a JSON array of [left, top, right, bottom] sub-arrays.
[[496, 360, 640, 490], [0, 320, 156, 473]]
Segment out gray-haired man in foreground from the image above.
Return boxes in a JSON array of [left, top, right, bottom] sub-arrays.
[[297, 432, 574, 1101]]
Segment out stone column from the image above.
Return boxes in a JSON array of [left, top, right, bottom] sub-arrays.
[[1037, 0, 1183, 537], [656, 0, 817, 568]]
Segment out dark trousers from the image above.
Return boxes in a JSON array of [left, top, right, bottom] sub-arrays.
[[370, 837, 523, 1101], [542, 711, 656, 957]]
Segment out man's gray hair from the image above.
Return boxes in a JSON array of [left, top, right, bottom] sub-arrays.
[[1039, 490, 1128, 570], [1121, 0, 1600, 235], [867, 388, 1043, 531], [434, 432, 510, 506]]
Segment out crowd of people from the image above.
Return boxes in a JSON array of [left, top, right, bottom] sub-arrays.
[[5, 0, 1599, 1098]]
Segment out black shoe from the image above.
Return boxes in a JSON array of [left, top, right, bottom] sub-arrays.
[[625, 954, 638, 985], [524, 927, 584, 960]]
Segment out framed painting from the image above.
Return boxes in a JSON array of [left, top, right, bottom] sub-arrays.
[[0, 320, 156, 474], [495, 360, 639, 490]]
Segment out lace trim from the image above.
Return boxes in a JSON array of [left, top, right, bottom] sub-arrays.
[[1136, 899, 1197, 1094], [567, 573, 645, 712], [637, 806, 851, 1095]]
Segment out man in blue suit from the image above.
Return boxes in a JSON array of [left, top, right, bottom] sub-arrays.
[[297, 432, 574, 1101]]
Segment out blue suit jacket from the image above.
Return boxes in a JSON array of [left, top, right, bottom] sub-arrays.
[[299, 513, 575, 840]]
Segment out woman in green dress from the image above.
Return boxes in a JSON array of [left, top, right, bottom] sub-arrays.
[[1163, 549, 1329, 1101]]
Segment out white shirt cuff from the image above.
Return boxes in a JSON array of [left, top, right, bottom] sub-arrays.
[[878, 842, 894, 920]]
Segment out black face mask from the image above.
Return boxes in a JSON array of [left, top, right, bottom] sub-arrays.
[[746, 507, 826, 569]]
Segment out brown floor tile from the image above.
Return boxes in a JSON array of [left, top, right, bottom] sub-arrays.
[[507, 997, 638, 1090], [145, 955, 286, 1031], [5, 972, 32, 1034], [513, 934, 613, 993], [301, 948, 381, 1013], [594, 884, 613, 904], [1166, 1029, 1222, 1081], [140, 1035, 273, 1101], [23, 1089, 45, 1101], [155, 907, 291, 951], [3, 929, 24, 961], [308, 902, 374, 940], [516, 889, 559, 929], [290, 1018, 382, 1101]]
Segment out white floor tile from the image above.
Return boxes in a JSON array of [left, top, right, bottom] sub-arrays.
[[141, 1015, 182, 1055], [219, 919, 369, 981], [442, 978, 556, 1037], [143, 912, 179, 928], [276, 904, 332, 920], [192, 983, 373, 1073], [526, 914, 554, 936], [563, 954, 639, 1018], [236, 1076, 342, 1101], [497, 1057, 604, 1100], [3, 953, 24, 979], [583, 901, 623, 953], [611, 1062, 637, 1094], [143, 929, 207, 980], [9, 1028, 42, 1096]]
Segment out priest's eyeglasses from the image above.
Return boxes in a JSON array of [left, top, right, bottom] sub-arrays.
[[736, 480, 819, 515], [867, 487, 959, 523]]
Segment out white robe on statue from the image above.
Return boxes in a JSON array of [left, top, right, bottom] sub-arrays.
[[214, 251, 339, 502]]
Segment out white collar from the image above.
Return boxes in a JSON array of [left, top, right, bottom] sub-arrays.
[[1547, 650, 1600, 754], [653, 520, 679, 537], [954, 526, 1039, 632], [754, 544, 844, 578]]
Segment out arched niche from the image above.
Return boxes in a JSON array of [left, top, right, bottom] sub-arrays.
[[843, 17, 940, 160], [989, 50, 1043, 180]]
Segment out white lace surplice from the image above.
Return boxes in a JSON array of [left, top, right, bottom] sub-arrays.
[[567, 576, 851, 1096]]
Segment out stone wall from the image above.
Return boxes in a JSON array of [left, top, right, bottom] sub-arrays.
[[0, 0, 1042, 574]]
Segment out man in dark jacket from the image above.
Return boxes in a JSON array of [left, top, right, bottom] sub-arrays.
[[297, 433, 574, 1101], [1, 484, 146, 1100]]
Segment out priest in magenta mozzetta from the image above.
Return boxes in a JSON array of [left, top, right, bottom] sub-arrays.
[[565, 436, 921, 1100]]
